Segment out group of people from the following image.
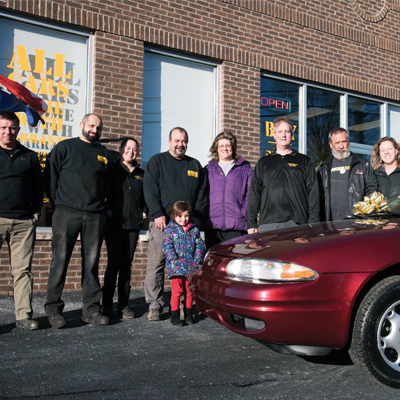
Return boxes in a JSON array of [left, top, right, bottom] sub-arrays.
[[1, 110, 400, 331]]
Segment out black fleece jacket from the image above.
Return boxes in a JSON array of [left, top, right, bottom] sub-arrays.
[[143, 151, 208, 224], [247, 150, 320, 229], [0, 141, 44, 219], [106, 161, 147, 230], [44, 138, 112, 214], [374, 165, 400, 200]]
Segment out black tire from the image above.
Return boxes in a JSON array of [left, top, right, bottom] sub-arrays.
[[349, 276, 400, 388]]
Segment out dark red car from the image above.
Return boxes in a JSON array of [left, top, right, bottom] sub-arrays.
[[190, 219, 400, 388]]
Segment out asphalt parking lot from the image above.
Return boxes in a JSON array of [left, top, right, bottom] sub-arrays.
[[1, 290, 400, 400]]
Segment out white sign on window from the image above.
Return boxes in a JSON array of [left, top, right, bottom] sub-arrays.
[[0, 17, 89, 162], [143, 51, 218, 168]]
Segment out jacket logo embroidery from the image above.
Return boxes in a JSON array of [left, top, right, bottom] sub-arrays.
[[287, 163, 298, 167], [355, 170, 363, 175], [188, 170, 198, 178], [135, 176, 143, 181], [331, 166, 350, 173], [97, 155, 108, 164]]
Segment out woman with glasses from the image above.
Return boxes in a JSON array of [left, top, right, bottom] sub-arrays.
[[204, 132, 253, 248]]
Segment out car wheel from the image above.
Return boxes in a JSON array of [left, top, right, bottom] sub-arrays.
[[349, 276, 400, 387]]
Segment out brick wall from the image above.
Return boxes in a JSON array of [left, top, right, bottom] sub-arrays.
[[221, 62, 260, 164], [1, 0, 400, 295], [92, 33, 144, 151], [1, 0, 400, 101], [0, 234, 156, 296]]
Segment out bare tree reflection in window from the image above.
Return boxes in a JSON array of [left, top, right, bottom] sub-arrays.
[[306, 87, 340, 168], [348, 96, 380, 146]]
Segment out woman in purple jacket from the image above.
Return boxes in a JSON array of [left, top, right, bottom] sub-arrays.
[[204, 132, 253, 248]]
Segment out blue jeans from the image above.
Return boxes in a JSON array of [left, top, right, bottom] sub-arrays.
[[45, 208, 105, 317]]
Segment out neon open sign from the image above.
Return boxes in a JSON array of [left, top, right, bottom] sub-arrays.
[[260, 97, 291, 112]]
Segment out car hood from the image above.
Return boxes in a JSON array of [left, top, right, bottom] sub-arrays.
[[207, 219, 400, 274]]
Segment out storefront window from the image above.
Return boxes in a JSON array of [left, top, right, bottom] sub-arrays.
[[348, 96, 381, 146], [143, 50, 218, 168], [388, 105, 400, 142], [0, 16, 91, 227], [261, 75, 399, 169], [306, 87, 340, 167], [260, 77, 299, 157]]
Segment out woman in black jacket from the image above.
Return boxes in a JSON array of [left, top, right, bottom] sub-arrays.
[[102, 138, 147, 319], [372, 137, 400, 200]]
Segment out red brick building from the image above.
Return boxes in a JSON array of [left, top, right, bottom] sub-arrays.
[[1, 0, 400, 295]]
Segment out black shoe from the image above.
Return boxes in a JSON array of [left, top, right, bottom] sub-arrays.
[[82, 312, 110, 325], [102, 306, 116, 320], [48, 314, 68, 329], [170, 310, 184, 327], [185, 308, 195, 325], [16, 318, 39, 331]]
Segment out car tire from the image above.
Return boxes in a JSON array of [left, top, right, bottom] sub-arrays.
[[349, 276, 400, 388]]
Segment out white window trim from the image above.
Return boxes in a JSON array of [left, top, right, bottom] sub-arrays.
[[0, 10, 92, 36]]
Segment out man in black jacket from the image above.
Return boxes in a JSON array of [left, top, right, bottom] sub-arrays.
[[44, 113, 112, 328], [318, 127, 378, 221], [0, 110, 43, 330], [247, 117, 319, 233], [143, 127, 208, 321]]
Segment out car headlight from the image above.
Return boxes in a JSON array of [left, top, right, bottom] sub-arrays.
[[225, 258, 318, 283]]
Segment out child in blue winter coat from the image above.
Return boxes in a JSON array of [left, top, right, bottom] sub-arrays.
[[162, 201, 206, 326]]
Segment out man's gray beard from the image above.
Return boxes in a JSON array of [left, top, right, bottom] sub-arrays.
[[332, 148, 351, 160]]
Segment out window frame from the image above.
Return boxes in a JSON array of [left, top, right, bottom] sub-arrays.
[[0, 11, 94, 232], [143, 46, 221, 150], [261, 72, 400, 159]]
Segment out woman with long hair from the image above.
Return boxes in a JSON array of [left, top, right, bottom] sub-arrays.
[[102, 138, 147, 320], [372, 137, 400, 199]]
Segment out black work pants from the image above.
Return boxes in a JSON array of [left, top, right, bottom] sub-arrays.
[[45, 208, 105, 317], [102, 227, 139, 310]]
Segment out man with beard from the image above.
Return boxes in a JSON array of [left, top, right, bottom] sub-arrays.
[[143, 127, 207, 321], [44, 113, 112, 328], [318, 127, 378, 221]]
